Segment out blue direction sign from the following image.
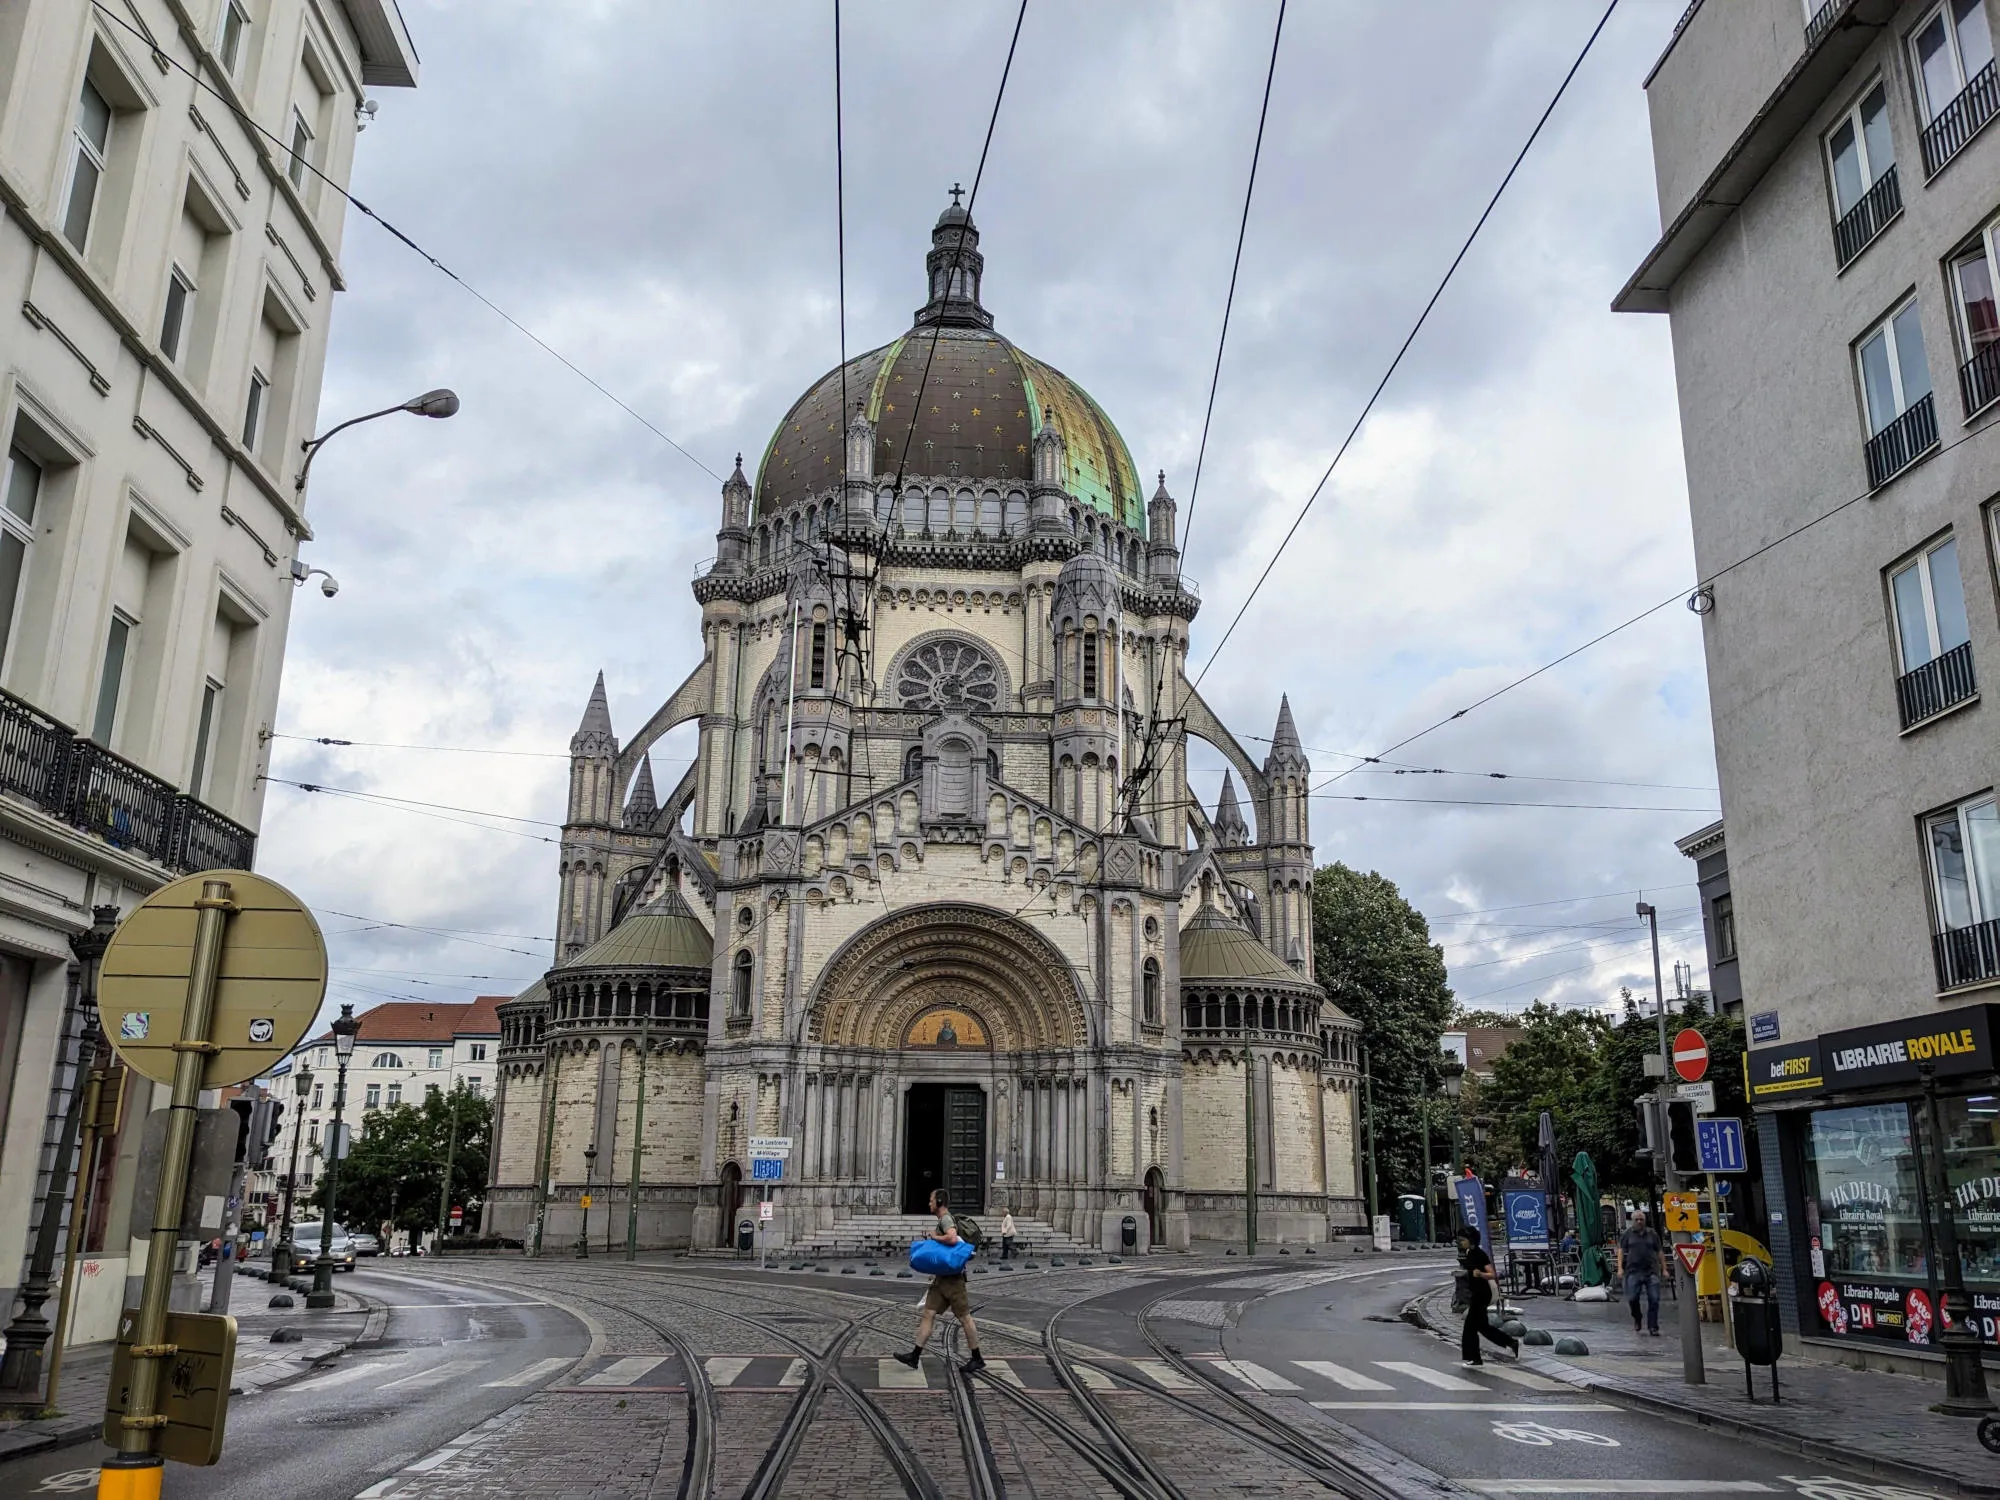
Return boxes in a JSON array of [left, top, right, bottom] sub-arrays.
[[1695, 1116, 1747, 1174], [751, 1157, 783, 1182]]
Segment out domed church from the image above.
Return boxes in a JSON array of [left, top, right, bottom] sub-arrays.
[[485, 197, 1364, 1253]]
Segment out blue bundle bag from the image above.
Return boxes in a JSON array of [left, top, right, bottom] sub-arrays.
[[910, 1237, 975, 1276]]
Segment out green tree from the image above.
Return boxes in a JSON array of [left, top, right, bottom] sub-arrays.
[[1478, 1001, 1619, 1184], [1312, 863, 1456, 1208], [307, 1086, 491, 1236]]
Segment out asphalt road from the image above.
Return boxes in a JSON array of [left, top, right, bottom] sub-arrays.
[[0, 1263, 589, 1500]]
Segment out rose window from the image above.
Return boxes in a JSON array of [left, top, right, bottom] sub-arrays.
[[897, 639, 1001, 712]]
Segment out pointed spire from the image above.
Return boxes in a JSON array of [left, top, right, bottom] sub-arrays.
[[624, 754, 658, 826], [1154, 469, 1170, 502], [571, 671, 617, 758], [1213, 771, 1249, 847], [1273, 694, 1300, 753]]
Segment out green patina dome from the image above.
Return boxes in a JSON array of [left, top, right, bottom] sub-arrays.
[[754, 200, 1144, 529], [1178, 905, 1312, 987], [560, 890, 713, 973]]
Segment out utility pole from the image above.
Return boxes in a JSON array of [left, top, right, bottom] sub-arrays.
[[1641, 900, 1703, 1384], [1360, 1042, 1379, 1228], [435, 1084, 462, 1255], [627, 1010, 650, 1261], [532, 1055, 558, 1257], [1243, 1051, 1258, 1255]]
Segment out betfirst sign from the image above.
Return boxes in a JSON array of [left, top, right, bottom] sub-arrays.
[[1748, 1004, 1998, 1102]]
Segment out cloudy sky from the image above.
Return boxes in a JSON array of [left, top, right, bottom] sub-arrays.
[[263, 0, 1716, 1033]]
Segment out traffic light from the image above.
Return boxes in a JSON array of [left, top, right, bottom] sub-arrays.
[[229, 1096, 255, 1163], [249, 1099, 284, 1170], [1667, 1100, 1701, 1175]]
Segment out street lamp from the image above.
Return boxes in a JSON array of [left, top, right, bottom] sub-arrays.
[[434, 1082, 463, 1257], [307, 1005, 361, 1310], [294, 387, 459, 494], [1441, 1055, 1466, 1176], [576, 1144, 598, 1258], [273, 1064, 314, 1277]]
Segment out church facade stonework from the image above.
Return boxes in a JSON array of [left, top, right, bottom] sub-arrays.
[[485, 201, 1363, 1252]]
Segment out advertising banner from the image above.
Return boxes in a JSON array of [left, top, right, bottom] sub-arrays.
[[1454, 1176, 1490, 1257], [1501, 1189, 1549, 1251]]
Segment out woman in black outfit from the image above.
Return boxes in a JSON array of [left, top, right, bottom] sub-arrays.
[[1458, 1227, 1520, 1366]]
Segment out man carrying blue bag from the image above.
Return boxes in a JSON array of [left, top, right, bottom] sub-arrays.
[[895, 1189, 984, 1373]]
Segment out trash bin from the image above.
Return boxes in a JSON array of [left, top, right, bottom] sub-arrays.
[[1121, 1215, 1138, 1251], [1395, 1195, 1426, 1245], [737, 1218, 755, 1254], [1727, 1258, 1782, 1402]]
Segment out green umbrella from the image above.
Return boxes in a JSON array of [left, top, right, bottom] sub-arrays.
[[1572, 1151, 1607, 1287]]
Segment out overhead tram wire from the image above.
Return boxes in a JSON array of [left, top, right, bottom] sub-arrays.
[[1191, 0, 1621, 690], [1422, 884, 1698, 919], [88, 1, 721, 485], [1178, 0, 1285, 561], [1230, 733, 1718, 793], [886, 0, 1029, 492]]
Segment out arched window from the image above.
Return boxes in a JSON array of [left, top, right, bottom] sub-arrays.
[[370, 1052, 402, 1069], [986, 749, 1000, 780], [905, 745, 924, 780], [1184, 995, 1201, 1030], [1081, 635, 1099, 698], [809, 623, 828, 690], [1142, 958, 1161, 1026], [731, 952, 753, 1020]]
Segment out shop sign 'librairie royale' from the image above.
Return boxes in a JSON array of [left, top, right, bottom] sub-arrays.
[[1746, 1004, 2000, 1103]]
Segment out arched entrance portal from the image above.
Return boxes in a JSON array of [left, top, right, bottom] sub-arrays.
[[1144, 1166, 1167, 1248], [717, 1162, 743, 1246], [808, 904, 1088, 1219]]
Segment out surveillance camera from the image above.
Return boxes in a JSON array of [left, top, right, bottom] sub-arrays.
[[319, 575, 340, 598]]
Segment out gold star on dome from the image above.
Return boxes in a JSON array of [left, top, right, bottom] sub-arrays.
[[930, 405, 940, 414], [886, 404, 896, 413], [971, 408, 981, 417], [1016, 444, 1027, 454], [1015, 409, 1026, 418], [894, 374, 902, 381], [994, 426, 1003, 435]]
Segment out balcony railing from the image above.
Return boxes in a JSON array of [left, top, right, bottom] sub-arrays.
[[1920, 61, 2000, 178], [1936, 916, 2000, 990], [1833, 165, 1901, 269], [1804, 0, 1843, 50], [1864, 393, 1939, 489], [1896, 640, 1976, 729], [0, 687, 255, 876], [1961, 339, 2000, 420]]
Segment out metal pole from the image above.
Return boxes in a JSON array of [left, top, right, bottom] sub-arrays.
[[1243, 1050, 1258, 1255], [103, 879, 234, 1489], [1361, 1043, 1379, 1227], [436, 1086, 461, 1256], [1421, 1101, 1434, 1242], [209, 1157, 246, 1314], [1641, 900, 1703, 1385], [309, 1053, 351, 1309], [44, 1064, 107, 1414], [1920, 1062, 1994, 1414], [1706, 1171, 1733, 1350], [627, 1013, 649, 1261], [532, 1051, 558, 1256], [275, 1088, 307, 1276]]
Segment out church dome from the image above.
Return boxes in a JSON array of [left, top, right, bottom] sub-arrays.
[[559, 889, 713, 973], [754, 196, 1144, 530]]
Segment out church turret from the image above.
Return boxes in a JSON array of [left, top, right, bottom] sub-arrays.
[[716, 455, 752, 573], [561, 672, 621, 960], [913, 186, 993, 330], [624, 754, 658, 829], [1030, 409, 1070, 537], [1146, 471, 1182, 584], [1257, 694, 1313, 975], [1213, 770, 1249, 848], [1262, 695, 1309, 845], [1051, 551, 1122, 830], [842, 400, 879, 535]]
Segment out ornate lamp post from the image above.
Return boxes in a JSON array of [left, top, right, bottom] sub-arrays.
[[576, 1143, 597, 1258], [307, 1006, 360, 1310], [273, 1064, 313, 1276], [1441, 1056, 1466, 1233]]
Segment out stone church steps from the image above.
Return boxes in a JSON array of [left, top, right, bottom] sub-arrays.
[[784, 1213, 1100, 1261]]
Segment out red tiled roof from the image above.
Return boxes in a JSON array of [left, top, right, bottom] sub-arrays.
[[457, 995, 505, 1037], [303, 1000, 474, 1047]]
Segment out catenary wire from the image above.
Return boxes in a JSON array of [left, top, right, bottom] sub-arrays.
[[1191, 0, 1621, 688], [887, 0, 1028, 490], [1178, 0, 1285, 560], [1228, 734, 1717, 792], [88, 1, 722, 484], [261, 776, 560, 827], [1424, 884, 1698, 919]]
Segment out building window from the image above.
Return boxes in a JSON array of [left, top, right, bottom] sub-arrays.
[[427, 1047, 443, 1069], [1142, 958, 1161, 1026], [1081, 634, 1099, 698], [188, 681, 219, 799], [1858, 299, 1938, 486], [1926, 792, 2000, 987], [242, 370, 268, 451], [364, 1083, 381, 1110], [469, 1043, 487, 1061], [216, 1, 250, 76], [0, 446, 40, 672], [1889, 536, 1975, 726], [809, 622, 827, 690], [426, 1083, 440, 1100], [1950, 214, 2000, 416], [287, 106, 314, 189], [1827, 83, 1900, 265], [312, 1084, 323, 1108], [731, 951, 753, 1020], [466, 1076, 482, 1095], [1912, 0, 1999, 175], [386, 1083, 401, 1107], [62, 79, 112, 251], [91, 614, 131, 745], [1712, 893, 1737, 962], [370, 1052, 402, 1069], [307, 1122, 319, 1146], [160, 266, 195, 364]]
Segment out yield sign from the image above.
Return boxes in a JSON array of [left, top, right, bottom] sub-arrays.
[[1673, 1027, 1710, 1082], [1674, 1242, 1707, 1277]]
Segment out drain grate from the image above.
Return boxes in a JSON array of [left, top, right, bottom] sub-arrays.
[[297, 1409, 396, 1427]]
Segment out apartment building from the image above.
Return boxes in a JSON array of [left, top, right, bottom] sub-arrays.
[[0, 0, 417, 1349], [260, 998, 502, 1216], [1623, 0, 2000, 1360], [1674, 819, 1742, 1022]]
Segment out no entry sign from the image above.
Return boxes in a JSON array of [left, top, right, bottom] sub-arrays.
[[1673, 1028, 1710, 1083]]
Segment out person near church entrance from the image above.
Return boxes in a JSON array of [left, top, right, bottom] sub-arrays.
[[1618, 1209, 1663, 1336], [1456, 1226, 1518, 1367], [999, 1210, 1016, 1261], [896, 1189, 984, 1373]]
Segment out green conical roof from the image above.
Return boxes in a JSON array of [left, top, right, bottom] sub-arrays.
[[562, 889, 713, 972], [1178, 905, 1308, 985]]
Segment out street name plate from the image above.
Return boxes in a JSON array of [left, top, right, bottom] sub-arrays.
[[100, 871, 328, 1089], [103, 1308, 236, 1465], [748, 1135, 792, 1160]]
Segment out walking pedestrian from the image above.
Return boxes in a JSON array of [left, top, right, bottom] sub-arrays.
[[999, 1210, 1016, 1261], [1618, 1209, 1663, 1336], [1457, 1226, 1518, 1367], [895, 1189, 984, 1373]]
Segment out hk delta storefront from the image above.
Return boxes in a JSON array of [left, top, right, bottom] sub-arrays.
[[1750, 1003, 2000, 1350]]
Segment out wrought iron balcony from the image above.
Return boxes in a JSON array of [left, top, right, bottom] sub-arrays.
[[1961, 339, 2000, 420], [0, 687, 255, 876], [1803, 0, 1843, 50], [1936, 915, 2000, 990], [1864, 393, 1939, 489], [1896, 641, 1976, 729], [1833, 165, 1901, 269], [1920, 61, 2000, 178]]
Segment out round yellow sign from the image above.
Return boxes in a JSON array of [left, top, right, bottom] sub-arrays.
[[99, 870, 328, 1089]]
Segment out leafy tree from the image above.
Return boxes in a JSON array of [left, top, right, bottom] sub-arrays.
[[1312, 863, 1456, 1207], [306, 1086, 491, 1236], [1478, 1001, 1619, 1183], [1452, 1008, 1519, 1029]]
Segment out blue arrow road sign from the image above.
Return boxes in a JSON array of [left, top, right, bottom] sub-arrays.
[[751, 1157, 783, 1182], [1695, 1117, 1747, 1174]]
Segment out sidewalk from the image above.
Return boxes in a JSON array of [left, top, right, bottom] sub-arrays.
[[1411, 1283, 2000, 1495], [0, 1270, 382, 1463]]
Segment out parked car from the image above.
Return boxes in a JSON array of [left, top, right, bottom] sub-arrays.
[[349, 1231, 381, 1257], [291, 1223, 357, 1273]]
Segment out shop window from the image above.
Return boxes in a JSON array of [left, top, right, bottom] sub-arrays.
[[1806, 1103, 1929, 1332], [1942, 1093, 2000, 1286]]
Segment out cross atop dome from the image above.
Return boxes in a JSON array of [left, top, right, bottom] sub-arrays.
[[918, 186, 991, 330], [949, 182, 964, 206]]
